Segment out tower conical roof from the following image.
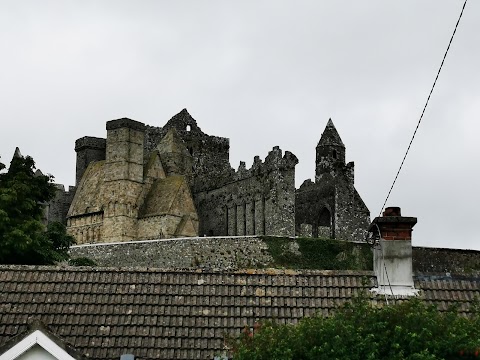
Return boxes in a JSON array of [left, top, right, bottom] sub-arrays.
[[317, 118, 345, 147]]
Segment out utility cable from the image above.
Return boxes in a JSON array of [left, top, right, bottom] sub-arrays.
[[371, 1, 467, 303], [379, 0, 468, 216]]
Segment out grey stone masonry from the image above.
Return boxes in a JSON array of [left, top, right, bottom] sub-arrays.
[[106, 117, 146, 132], [48, 110, 370, 244], [195, 146, 298, 237], [145, 109, 233, 193], [68, 235, 480, 275], [70, 236, 273, 269], [74, 136, 106, 186], [296, 119, 370, 241], [44, 184, 76, 225]]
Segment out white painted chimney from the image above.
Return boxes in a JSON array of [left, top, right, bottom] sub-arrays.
[[369, 207, 418, 296]]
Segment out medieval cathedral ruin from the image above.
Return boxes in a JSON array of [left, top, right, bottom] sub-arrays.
[[45, 109, 370, 243]]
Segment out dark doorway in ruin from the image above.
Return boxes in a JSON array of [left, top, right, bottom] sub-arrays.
[[313, 207, 331, 238]]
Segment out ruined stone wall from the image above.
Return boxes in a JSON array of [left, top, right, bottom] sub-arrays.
[[52, 110, 306, 242], [45, 184, 76, 225], [145, 110, 234, 193], [56, 111, 371, 244], [296, 119, 370, 242], [195, 147, 298, 237], [295, 179, 370, 242], [295, 179, 335, 238], [334, 182, 371, 242]]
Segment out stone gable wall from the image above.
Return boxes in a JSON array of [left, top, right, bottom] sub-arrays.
[[334, 184, 371, 242]]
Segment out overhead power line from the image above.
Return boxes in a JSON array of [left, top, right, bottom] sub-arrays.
[[379, 0, 468, 217]]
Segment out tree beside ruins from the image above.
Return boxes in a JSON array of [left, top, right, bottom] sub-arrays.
[[0, 151, 75, 265]]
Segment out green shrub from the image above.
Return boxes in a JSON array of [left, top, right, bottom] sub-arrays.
[[231, 296, 480, 359]]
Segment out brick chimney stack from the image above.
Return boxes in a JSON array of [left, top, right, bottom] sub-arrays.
[[369, 207, 418, 296]]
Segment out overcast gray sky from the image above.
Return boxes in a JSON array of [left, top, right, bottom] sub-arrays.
[[1, 0, 478, 250]]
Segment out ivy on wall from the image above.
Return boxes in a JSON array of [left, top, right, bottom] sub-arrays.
[[261, 236, 373, 271]]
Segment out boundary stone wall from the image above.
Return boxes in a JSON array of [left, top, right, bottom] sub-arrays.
[[69, 237, 480, 274], [70, 236, 273, 270], [412, 246, 480, 274]]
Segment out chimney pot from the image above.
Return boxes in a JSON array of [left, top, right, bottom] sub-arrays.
[[383, 207, 401, 217], [368, 207, 416, 241]]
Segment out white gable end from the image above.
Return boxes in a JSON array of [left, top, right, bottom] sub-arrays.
[[15, 345, 57, 360], [0, 330, 77, 360]]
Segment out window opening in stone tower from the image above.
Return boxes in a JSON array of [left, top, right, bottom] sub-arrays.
[[332, 150, 337, 159], [186, 125, 191, 132]]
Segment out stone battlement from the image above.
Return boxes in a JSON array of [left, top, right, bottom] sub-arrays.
[[233, 146, 298, 182], [74, 136, 106, 151], [106, 118, 146, 131]]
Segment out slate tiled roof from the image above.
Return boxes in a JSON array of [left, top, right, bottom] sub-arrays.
[[0, 266, 479, 360]]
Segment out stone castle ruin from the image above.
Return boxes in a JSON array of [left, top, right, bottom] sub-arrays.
[[296, 119, 370, 242], [45, 109, 370, 243]]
